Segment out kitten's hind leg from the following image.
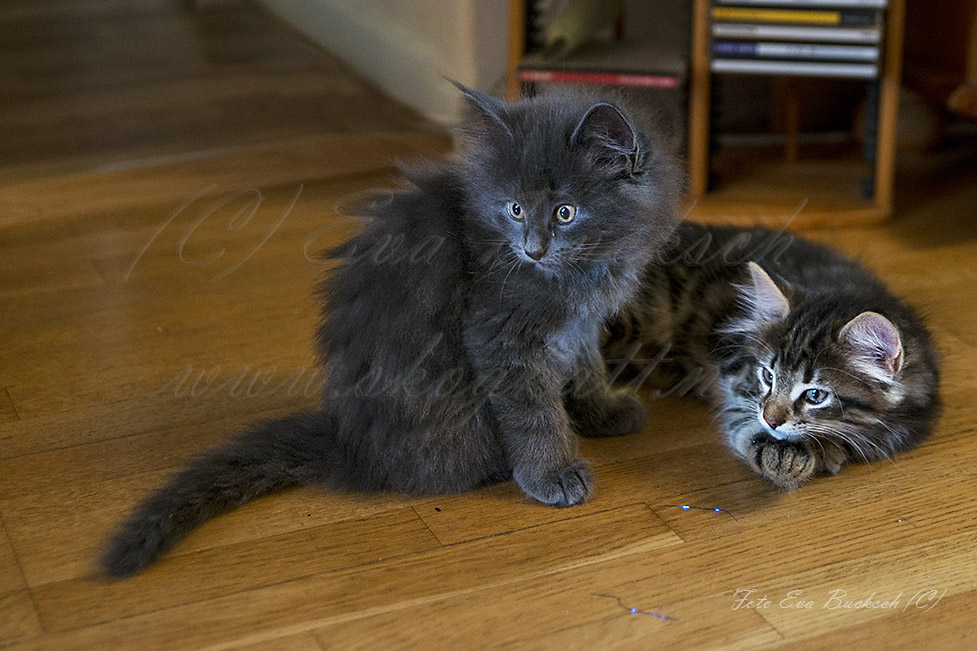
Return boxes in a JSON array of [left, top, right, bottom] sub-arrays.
[[821, 443, 847, 476], [566, 347, 647, 438], [567, 389, 647, 438]]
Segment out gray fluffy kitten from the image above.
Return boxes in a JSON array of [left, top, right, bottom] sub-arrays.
[[606, 222, 940, 489], [101, 85, 682, 577]]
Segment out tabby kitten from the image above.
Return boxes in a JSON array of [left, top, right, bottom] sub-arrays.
[[101, 85, 682, 577], [605, 222, 940, 490]]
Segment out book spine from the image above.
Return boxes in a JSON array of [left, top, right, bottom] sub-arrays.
[[516, 69, 680, 89], [711, 7, 880, 26], [710, 58, 878, 78], [711, 23, 881, 44], [714, 0, 886, 7], [713, 40, 879, 61]]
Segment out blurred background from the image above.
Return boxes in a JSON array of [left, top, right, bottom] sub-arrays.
[[5, 0, 973, 227]]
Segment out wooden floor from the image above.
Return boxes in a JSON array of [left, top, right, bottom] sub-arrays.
[[2, 2, 977, 649]]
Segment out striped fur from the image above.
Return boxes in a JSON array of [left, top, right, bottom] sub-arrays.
[[605, 222, 941, 490]]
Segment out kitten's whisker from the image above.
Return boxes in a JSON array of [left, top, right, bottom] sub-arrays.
[[806, 434, 827, 458], [477, 249, 519, 284], [840, 426, 893, 461], [498, 258, 521, 303], [825, 430, 872, 465], [836, 399, 847, 424], [808, 424, 892, 465], [849, 433, 895, 465], [873, 418, 905, 450]]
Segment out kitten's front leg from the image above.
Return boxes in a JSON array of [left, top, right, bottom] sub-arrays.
[[748, 434, 817, 490], [482, 366, 592, 507], [565, 346, 647, 438], [820, 443, 847, 476]]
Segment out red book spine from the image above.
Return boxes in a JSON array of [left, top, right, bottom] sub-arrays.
[[517, 69, 679, 89]]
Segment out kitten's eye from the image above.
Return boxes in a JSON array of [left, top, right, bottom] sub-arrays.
[[759, 367, 774, 385], [803, 388, 829, 405], [555, 204, 577, 224], [506, 201, 523, 220]]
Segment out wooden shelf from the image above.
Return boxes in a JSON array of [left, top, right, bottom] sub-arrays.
[[507, 0, 907, 229], [507, 0, 689, 98], [517, 40, 686, 88], [688, 0, 906, 228], [686, 157, 886, 229]]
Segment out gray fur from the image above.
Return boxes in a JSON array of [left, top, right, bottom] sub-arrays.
[[101, 86, 682, 577]]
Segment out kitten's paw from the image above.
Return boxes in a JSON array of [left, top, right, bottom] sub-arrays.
[[572, 392, 647, 438], [752, 437, 817, 491], [516, 460, 593, 507], [822, 445, 847, 476]]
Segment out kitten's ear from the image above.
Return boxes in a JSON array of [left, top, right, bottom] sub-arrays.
[[840, 311, 904, 379], [571, 102, 639, 175], [450, 80, 514, 139], [743, 262, 790, 324]]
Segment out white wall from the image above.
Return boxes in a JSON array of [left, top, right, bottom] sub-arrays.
[[257, 0, 509, 124]]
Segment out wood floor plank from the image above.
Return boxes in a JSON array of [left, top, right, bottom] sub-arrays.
[[794, 590, 977, 649], [514, 490, 977, 621], [11, 505, 680, 650], [310, 503, 975, 649], [649, 427, 977, 544], [0, 412, 298, 503], [0, 438, 422, 588], [753, 530, 977, 642], [0, 173, 366, 282], [231, 632, 324, 651], [1, 291, 319, 419], [0, 0, 434, 182], [413, 411, 977, 550], [0, 391, 312, 460], [0, 389, 18, 424], [412, 437, 752, 546], [0, 248, 105, 299], [0, 518, 27, 593], [312, 567, 781, 651], [31, 509, 440, 632], [493, 594, 782, 650], [321, 490, 977, 648], [0, 591, 43, 646], [0, 130, 447, 225]]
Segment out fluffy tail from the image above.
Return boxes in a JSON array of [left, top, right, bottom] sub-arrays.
[[101, 410, 337, 578]]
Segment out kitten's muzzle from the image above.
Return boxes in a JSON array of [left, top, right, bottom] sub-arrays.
[[522, 222, 551, 262], [760, 406, 795, 440], [525, 246, 546, 261]]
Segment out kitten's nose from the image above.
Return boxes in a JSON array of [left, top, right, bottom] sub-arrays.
[[764, 414, 784, 430], [522, 226, 549, 262]]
